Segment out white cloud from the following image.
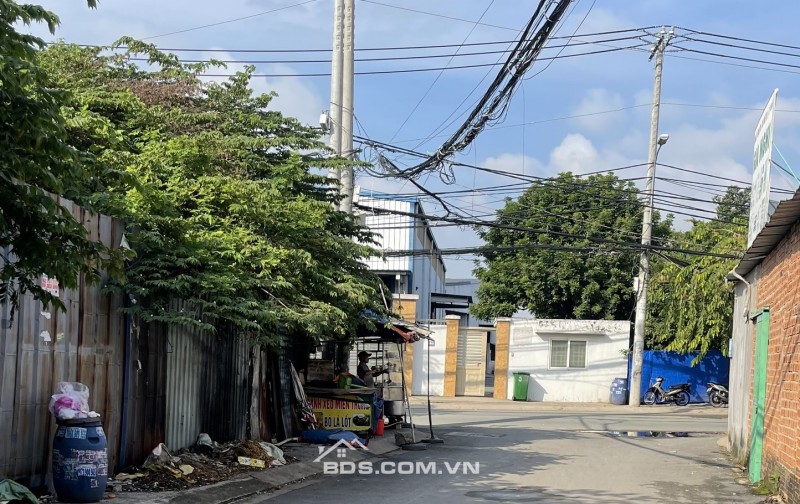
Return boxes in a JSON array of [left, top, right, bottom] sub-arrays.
[[482, 153, 543, 176], [548, 133, 600, 173], [571, 88, 626, 132]]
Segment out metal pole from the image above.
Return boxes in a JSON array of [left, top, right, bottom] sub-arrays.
[[422, 336, 443, 443], [339, 0, 355, 213], [630, 27, 671, 407], [327, 0, 344, 183]]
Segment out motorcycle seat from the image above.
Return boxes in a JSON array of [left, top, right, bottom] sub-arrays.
[[669, 384, 689, 390]]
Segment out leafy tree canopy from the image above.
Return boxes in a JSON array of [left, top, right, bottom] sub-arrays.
[[0, 0, 124, 314], [471, 172, 672, 321], [647, 186, 749, 360], [35, 40, 384, 343]]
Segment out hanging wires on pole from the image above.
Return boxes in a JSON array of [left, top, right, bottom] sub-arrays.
[[381, 0, 575, 184]]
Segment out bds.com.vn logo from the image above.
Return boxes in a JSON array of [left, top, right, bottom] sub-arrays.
[[314, 439, 480, 476]]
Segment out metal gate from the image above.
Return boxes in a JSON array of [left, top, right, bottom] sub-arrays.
[[749, 308, 770, 483], [456, 329, 487, 396]]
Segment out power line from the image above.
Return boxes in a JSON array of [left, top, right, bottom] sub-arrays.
[[667, 51, 800, 76], [387, 0, 498, 142], [679, 26, 800, 52], [681, 35, 800, 60], [362, 0, 657, 39], [197, 44, 644, 78], [361, 0, 518, 33], [391, 0, 574, 180], [357, 204, 742, 259], [89, 28, 650, 54], [141, 0, 321, 40], [123, 36, 644, 65], [672, 45, 800, 71]]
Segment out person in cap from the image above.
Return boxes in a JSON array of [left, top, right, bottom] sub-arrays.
[[356, 351, 388, 388]]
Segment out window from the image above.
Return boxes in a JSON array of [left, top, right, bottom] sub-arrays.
[[550, 340, 587, 369]]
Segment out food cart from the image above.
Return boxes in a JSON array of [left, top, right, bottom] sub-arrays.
[[302, 315, 430, 437]]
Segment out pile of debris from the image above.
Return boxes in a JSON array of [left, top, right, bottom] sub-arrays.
[[111, 434, 289, 493]]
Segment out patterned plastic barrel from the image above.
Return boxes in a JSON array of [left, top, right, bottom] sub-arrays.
[[610, 378, 629, 405], [52, 417, 108, 503]]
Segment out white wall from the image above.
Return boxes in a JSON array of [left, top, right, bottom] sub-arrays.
[[412, 324, 448, 396], [507, 319, 630, 403]]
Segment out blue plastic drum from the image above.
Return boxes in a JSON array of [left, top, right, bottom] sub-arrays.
[[52, 418, 108, 503], [610, 378, 629, 405]]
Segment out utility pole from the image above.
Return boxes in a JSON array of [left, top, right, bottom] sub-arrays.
[[629, 27, 673, 407], [339, 0, 355, 213], [327, 0, 344, 184]]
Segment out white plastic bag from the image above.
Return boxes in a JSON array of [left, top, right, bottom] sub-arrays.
[[48, 381, 90, 420]]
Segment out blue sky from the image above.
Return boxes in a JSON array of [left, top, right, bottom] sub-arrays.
[[28, 0, 800, 277]]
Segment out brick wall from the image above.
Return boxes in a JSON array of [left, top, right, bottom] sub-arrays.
[[756, 221, 800, 503]]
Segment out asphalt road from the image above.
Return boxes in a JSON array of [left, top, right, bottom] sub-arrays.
[[248, 406, 761, 504]]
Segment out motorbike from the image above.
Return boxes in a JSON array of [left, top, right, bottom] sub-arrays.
[[706, 382, 729, 407], [643, 377, 691, 406]]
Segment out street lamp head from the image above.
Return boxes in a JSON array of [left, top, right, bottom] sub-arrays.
[[657, 133, 670, 146]]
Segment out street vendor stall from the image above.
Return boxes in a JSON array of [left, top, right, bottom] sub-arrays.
[[301, 314, 430, 439]]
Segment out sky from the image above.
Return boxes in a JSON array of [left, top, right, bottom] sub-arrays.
[[25, 0, 800, 278]]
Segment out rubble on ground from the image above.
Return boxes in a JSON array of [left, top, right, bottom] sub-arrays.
[[111, 436, 292, 493]]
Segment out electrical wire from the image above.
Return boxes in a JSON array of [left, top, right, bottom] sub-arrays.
[[392, 0, 574, 181], [197, 44, 644, 77], [356, 204, 743, 259], [141, 0, 321, 40], [387, 0, 498, 142]]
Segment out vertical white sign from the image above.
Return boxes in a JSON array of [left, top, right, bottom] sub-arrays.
[[748, 89, 778, 248]]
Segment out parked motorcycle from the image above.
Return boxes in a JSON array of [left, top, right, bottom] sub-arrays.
[[706, 382, 729, 407], [643, 377, 691, 406]]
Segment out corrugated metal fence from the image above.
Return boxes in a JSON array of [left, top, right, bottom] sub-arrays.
[[165, 315, 251, 450], [0, 206, 125, 486], [1, 202, 285, 485]]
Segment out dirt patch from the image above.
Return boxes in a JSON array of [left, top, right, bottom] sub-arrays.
[[114, 440, 284, 493]]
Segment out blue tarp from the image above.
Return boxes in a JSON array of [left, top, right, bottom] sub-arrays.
[[628, 350, 729, 403]]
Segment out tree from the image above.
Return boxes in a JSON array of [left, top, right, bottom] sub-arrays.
[[471, 172, 672, 321], [646, 186, 748, 360], [0, 0, 123, 315], [714, 186, 750, 224], [38, 41, 385, 343]]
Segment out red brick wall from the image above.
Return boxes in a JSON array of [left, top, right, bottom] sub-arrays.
[[757, 221, 800, 503]]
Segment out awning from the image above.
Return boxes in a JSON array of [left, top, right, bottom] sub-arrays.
[[358, 311, 432, 343]]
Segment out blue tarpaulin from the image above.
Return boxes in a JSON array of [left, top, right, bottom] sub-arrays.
[[628, 350, 729, 403]]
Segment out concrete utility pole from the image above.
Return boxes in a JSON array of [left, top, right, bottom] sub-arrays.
[[327, 0, 356, 213], [629, 27, 673, 407], [339, 0, 355, 213], [328, 0, 344, 184]]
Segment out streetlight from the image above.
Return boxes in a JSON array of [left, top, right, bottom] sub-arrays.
[[658, 133, 670, 147]]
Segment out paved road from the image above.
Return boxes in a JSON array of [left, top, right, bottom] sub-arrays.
[[249, 406, 760, 504]]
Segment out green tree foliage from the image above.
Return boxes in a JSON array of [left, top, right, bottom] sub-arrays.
[[714, 186, 750, 224], [38, 41, 384, 343], [646, 186, 748, 360], [0, 0, 122, 314], [472, 172, 671, 320]]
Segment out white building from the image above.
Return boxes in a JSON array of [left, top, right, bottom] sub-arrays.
[[507, 319, 631, 402], [357, 190, 446, 322]]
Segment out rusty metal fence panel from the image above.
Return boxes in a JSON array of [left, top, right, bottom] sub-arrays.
[[164, 311, 251, 451], [0, 205, 125, 486]]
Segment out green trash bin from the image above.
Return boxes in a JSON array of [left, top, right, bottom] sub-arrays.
[[512, 372, 530, 401]]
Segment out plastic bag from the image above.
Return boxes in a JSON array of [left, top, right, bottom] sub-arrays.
[[48, 382, 90, 420]]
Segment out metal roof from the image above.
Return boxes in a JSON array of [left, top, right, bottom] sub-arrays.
[[733, 189, 800, 278]]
